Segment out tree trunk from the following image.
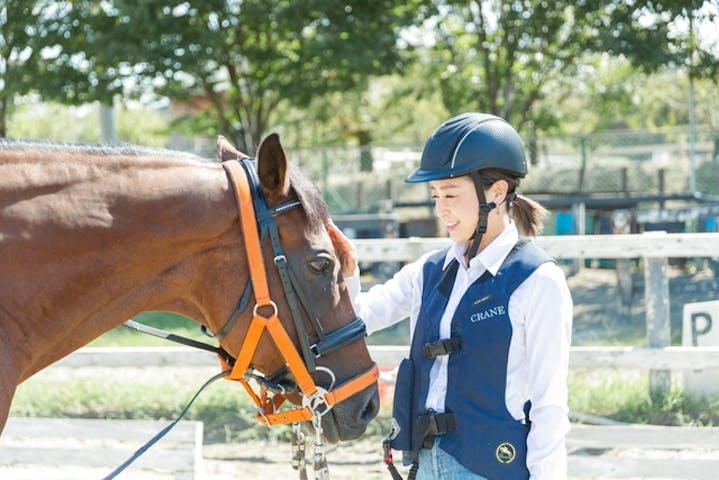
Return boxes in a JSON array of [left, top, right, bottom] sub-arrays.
[[356, 129, 373, 172], [0, 96, 8, 138]]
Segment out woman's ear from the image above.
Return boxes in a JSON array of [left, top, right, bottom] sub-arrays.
[[489, 179, 509, 205]]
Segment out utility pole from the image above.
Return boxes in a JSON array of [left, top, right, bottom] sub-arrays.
[[688, 8, 697, 195], [100, 102, 117, 144]]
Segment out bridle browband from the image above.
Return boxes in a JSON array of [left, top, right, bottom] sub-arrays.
[[216, 158, 378, 426]]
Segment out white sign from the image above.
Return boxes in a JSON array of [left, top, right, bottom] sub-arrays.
[[682, 300, 719, 397], [683, 300, 719, 347]]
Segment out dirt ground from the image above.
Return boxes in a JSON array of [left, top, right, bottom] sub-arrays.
[[203, 437, 394, 479]]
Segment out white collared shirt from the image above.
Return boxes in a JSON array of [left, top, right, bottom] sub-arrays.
[[347, 222, 573, 480]]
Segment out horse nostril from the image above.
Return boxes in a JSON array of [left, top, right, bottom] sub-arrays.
[[360, 391, 380, 422]]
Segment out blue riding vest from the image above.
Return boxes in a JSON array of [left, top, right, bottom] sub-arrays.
[[390, 239, 553, 479]]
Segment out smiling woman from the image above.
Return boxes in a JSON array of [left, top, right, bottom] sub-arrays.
[[330, 113, 573, 480], [0, 134, 379, 451]]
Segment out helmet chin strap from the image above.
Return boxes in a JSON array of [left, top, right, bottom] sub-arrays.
[[466, 201, 496, 260]]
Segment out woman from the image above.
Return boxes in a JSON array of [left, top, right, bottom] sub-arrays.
[[329, 113, 573, 480]]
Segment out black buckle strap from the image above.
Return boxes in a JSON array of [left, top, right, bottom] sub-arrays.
[[422, 338, 462, 358], [417, 410, 456, 449], [311, 318, 366, 357]]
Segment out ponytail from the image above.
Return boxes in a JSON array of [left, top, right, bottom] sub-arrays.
[[511, 194, 548, 237]]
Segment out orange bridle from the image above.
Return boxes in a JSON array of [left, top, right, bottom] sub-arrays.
[[220, 160, 379, 426]]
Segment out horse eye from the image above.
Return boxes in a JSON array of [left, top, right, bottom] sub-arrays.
[[308, 256, 333, 274]]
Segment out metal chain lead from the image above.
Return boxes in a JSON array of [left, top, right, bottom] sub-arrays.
[[291, 423, 308, 480], [312, 415, 329, 480]]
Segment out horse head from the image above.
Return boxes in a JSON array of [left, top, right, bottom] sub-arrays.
[[212, 134, 379, 443]]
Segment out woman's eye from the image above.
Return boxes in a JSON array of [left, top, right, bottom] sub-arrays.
[[309, 256, 333, 274]]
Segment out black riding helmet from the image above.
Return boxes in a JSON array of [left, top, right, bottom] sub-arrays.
[[408, 113, 528, 259], [406, 112, 527, 183]]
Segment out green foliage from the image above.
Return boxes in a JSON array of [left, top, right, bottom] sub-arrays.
[[3, 1, 719, 150], [417, 0, 589, 131], [409, 1, 719, 136], [0, 1, 50, 135], [10, 373, 264, 443], [569, 370, 719, 426], [30, 0, 431, 152], [576, 0, 719, 79], [7, 100, 170, 145], [8, 101, 101, 142], [89, 311, 208, 347], [12, 368, 719, 446]]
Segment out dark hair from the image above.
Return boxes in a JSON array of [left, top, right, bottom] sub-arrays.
[[473, 168, 548, 237]]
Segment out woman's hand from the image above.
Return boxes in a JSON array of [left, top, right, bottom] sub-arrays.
[[327, 219, 358, 278]]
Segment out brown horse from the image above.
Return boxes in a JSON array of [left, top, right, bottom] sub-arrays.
[[0, 134, 379, 443]]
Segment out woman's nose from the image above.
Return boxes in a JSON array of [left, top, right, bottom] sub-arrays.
[[435, 199, 448, 218]]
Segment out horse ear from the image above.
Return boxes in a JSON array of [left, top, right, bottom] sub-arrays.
[[216, 135, 247, 162], [257, 133, 290, 197]]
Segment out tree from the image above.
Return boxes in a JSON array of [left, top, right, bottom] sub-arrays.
[[0, 1, 137, 138], [413, 0, 586, 134], [576, 0, 719, 79], [0, 1, 47, 137], [409, 0, 719, 137], [38, 0, 431, 153]]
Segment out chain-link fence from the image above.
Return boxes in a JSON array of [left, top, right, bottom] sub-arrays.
[[286, 126, 719, 218]]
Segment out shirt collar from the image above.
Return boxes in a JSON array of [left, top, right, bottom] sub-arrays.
[[442, 221, 519, 276]]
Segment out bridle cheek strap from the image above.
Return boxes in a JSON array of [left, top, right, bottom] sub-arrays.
[[221, 160, 379, 425]]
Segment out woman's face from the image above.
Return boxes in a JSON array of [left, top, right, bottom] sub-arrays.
[[430, 175, 480, 243]]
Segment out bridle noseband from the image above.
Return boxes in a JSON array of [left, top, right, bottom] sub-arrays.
[[216, 158, 378, 426]]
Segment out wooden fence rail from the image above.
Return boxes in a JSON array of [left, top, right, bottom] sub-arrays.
[[356, 232, 719, 399], [51, 345, 719, 370], [352, 232, 719, 261], [567, 425, 719, 480]]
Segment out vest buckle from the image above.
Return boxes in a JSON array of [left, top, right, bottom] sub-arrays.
[[422, 338, 462, 358], [417, 410, 457, 449]]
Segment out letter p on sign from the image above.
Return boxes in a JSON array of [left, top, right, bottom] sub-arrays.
[[682, 300, 719, 397], [683, 300, 719, 347]]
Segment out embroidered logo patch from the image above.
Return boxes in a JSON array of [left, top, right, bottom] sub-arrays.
[[473, 294, 492, 305], [495, 442, 516, 464]]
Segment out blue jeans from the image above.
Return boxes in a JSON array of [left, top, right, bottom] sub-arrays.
[[415, 438, 488, 480]]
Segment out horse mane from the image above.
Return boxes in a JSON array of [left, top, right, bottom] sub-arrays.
[[289, 166, 329, 234], [0, 137, 209, 163]]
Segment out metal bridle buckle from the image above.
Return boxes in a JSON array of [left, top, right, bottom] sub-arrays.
[[302, 387, 331, 417], [253, 300, 278, 318]]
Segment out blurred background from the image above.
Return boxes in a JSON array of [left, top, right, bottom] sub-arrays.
[[3, 1, 719, 240], [3, 2, 719, 477], [5, 0, 719, 395]]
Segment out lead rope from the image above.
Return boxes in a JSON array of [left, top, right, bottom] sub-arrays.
[[382, 421, 418, 480], [102, 370, 229, 480]]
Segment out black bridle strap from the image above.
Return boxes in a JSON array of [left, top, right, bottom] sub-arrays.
[[201, 281, 253, 340], [273, 254, 317, 372], [284, 260, 327, 342], [240, 155, 327, 371], [311, 318, 366, 357], [122, 319, 234, 366]]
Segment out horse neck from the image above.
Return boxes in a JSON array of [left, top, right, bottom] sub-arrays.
[[0, 152, 245, 380]]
